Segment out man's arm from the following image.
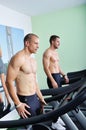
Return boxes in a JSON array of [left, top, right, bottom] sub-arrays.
[[59, 66, 69, 83], [36, 81, 46, 105], [0, 46, 2, 57], [6, 55, 30, 118], [0, 73, 11, 104], [6, 56, 21, 106], [34, 63, 46, 105], [35, 80, 47, 113], [43, 52, 58, 88]]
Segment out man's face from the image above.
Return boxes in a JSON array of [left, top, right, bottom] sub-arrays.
[[53, 38, 60, 49], [27, 36, 39, 53]]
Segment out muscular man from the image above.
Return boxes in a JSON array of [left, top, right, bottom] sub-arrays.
[[43, 35, 69, 89], [43, 35, 69, 130], [6, 33, 46, 119]]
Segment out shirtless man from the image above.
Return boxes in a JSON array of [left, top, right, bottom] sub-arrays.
[[43, 35, 69, 89], [6, 33, 46, 119], [43, 35, 69, 130]]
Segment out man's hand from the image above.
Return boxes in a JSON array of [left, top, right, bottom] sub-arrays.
[[16, 102, 31, 118], [40, 99, 47, 114], [64, 75, 69, 83], [52, 80, 58, 88], [40, 98, 47, 105]]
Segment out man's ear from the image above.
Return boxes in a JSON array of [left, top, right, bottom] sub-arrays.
[[25, 41, 29, 47]]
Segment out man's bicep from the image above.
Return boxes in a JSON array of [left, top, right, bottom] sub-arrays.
[[7, 63, 19, 81], [43, 53, 50, 69]]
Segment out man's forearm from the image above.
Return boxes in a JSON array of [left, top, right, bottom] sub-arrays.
[[45, 68, 55, 83], [6, 82, 20, 106]]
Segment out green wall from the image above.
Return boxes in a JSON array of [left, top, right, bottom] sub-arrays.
[[31, 4, 86, 89]]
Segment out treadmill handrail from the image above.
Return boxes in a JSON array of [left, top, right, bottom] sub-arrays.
[[41, 77, 86, 97], [0, 87, 86, 128]]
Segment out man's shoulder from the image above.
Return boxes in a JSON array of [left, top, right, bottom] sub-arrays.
[[10, 50, 24, 65], [43, 48, 51, 56], [15, 49, 25, 57]]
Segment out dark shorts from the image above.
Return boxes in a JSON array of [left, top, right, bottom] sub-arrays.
[[47, 73, 62, 88], [18, 94, 41, 117]]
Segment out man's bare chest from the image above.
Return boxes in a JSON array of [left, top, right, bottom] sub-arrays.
[[50, 53, 59, 63], [20, 60, 36, 74]]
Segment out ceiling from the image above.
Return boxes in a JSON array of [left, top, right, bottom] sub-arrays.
[[0, 0, 86, 16]]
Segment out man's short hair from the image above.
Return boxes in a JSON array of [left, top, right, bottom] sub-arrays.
[[24, 33, 39, 43], [49, 35, 60, 44]]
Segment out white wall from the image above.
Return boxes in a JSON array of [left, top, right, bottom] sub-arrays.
[[0, 4, 32, 35]]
